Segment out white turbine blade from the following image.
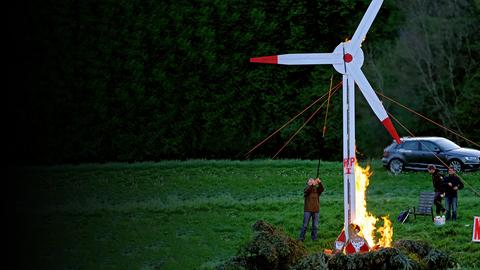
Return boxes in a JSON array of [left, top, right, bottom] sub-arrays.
[[279, 53, 343, 65], [349, 67, 401, 144], [349, 0, 383, 56], [348, 67, 387, 120], [251, 53, 343, 65]]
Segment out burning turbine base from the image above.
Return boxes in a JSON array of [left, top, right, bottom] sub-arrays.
[[333, 164, 393, 254]]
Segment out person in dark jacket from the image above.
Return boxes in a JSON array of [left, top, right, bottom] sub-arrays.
[[427, 164, 446, 215], [298, 177, 325, 241], [443, 167, 464, 221]]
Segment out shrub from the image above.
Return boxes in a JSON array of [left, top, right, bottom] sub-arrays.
[[216, 220, 306, 270], [291, 253, 329, 270]]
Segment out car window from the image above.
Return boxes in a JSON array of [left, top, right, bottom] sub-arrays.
[[402, 141, 419, 151], [385, 142, 398, 151], [420, 141, 439, 152], [435, 138, 460, 151]]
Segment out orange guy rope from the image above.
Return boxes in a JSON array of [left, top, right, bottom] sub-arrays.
[[272, 85, 340, 159], [322, 75, 334, 138], [245, 81, 342, 157], [377, 91, 480, 148]]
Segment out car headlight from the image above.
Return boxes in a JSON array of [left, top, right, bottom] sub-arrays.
[[464, 156, 478, 161]]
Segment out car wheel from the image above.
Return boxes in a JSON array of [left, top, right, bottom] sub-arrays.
[[389, 159, 403, 174], [448, 159, 463, 173]]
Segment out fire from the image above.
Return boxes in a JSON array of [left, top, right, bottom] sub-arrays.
[[353, 163, 393, 248], [378, 216, 393, 247]]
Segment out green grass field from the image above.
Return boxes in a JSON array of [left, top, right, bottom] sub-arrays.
[[14, 160, 480, 269]]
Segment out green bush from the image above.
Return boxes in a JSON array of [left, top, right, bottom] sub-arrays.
[[291, 253, 329, 270], [217, 220, 307, 270]]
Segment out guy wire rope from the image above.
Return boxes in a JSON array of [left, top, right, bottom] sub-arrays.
[[317, 75, 335, 178], [272, 83, 340, 159], [245, 81, 342, 158], [375, 90, 479, 149]]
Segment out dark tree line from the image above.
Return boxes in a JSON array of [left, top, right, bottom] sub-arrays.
[[7, 0, 479, 164]]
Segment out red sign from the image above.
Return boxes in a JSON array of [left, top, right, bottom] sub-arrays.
[[474, 216, 480, 242]]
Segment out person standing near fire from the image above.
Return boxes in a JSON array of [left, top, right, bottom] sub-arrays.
[[443, 167, 464, 221], [298, 178, 324, 241], [427, 164, 446, 215]]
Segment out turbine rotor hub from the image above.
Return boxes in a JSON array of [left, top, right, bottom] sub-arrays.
[[333, 42, 364, 74]]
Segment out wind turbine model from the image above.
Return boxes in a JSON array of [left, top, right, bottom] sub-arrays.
[[250, 0, 401, 242]]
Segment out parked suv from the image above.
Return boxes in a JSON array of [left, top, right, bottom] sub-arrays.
[[382, 137, 480, 174]]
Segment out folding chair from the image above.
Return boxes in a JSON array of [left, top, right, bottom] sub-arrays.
[[413, 192, 435, 221]]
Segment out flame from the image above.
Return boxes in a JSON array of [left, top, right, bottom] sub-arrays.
[[353, 163, 393, 248], [378, 216, 393, 247]]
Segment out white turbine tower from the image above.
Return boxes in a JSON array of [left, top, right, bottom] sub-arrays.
[[250, 0, 401, 242]]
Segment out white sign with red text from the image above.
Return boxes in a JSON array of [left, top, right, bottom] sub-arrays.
[[473, 216, 480, 242], [343, 157, 356, 174]]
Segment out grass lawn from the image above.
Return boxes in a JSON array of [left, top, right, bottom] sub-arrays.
[[14, 160, 480, 269]]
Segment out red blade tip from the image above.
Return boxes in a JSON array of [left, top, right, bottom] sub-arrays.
[[382, 118, 401, 144], [250, 55, 278, 64]]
